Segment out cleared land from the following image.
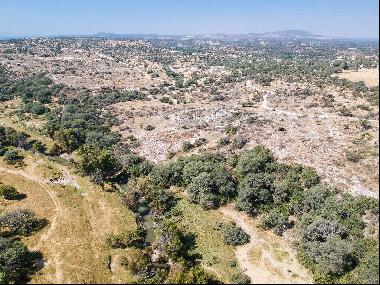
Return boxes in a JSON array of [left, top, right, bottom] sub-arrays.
[[336, 68, 379, 87]]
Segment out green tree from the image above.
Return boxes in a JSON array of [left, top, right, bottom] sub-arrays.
[[0, 237, 37, 284], [77, 144, 121, 187], [236, 145, 274, 176], [236, 173, 274, 215]]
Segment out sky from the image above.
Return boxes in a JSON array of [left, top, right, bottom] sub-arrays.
[[0, 0, 379, 38]]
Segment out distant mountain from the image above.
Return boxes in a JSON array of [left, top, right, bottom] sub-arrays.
[[91, 30, 332, 41], [0, 33, 26, 40], [249, 30, 326, 39], [0, 30, 343, 41], [94, 32, 161, 39]]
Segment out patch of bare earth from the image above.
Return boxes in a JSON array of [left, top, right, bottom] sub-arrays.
[[220, 206, 312, 284], [335, 68, 379, 87], [113, 80, 379, 198]]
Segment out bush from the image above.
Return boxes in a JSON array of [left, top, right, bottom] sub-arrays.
[[231, 272, 251, 284], [236, 145, 274, 176], [77, 144, 121, 186], [106, 230, 144, 249], [346, 150, 363, 163], [232, 137, 248, 149], [300, 167, 320, 188], [293, 185, 333, 215], [186, 172, 220, 210], [157, 221, 195, 262], [160, 96, 174, 104], [300, 235, 356, 276], [184, 160, 237, 209], [0, 237, 38, 284], [236, 173, 274, 215], [3, 150, 23, 165], [218, 137, 230, 146], [220, 222, 250, 246], [182, 141, 194, 152], [145, 187, 177, 216], [166, 264, 218, 284], [0, 185, 23, 200], [303, 217, 347, 242], [261, 209, 291, 236], [0, 209, 43, 237], [120, 179, 141, 212], [194, 137, 207, 147], [31, 140, 47, 153], [145, 124, 155, 131], [149, 161, 184, 188]]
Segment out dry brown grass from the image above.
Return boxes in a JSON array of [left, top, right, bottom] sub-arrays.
[[336, 68, 379, 87], [174, 198, 241, 283], [0, 155, 137, 284]]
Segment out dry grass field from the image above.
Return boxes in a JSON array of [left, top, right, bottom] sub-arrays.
[[0, 154, 137, 284], [336, 68, 379, 87]]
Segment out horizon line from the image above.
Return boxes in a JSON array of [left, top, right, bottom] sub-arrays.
[[0, 31, 379, 41]]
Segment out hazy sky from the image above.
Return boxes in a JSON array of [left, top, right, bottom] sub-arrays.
[[0, 0, 379, 38]]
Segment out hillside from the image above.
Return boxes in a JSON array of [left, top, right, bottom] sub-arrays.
[[0, 37, 379, 284]]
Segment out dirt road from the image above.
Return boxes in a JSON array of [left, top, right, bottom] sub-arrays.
[[220, 206, 312, 284]]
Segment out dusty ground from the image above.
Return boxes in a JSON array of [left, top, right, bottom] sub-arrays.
[[113, 79, 379, 198], [220, 206, 312, 284], [336, 68, 379, 87]]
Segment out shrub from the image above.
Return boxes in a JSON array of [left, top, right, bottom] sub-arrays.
[[182, 141, 194, 152], [124, 249, 151, 275], [300, 235, 356, 276], [106, 230, 144, 249], [261, 209, 291, 236], [224, 125, 238, 135], [186, 172, 220, 210], [293, 185, 333, 215], [0, 237, 38, 284], [77, 144, 121, 186], [0, 209, 42, 237], [236, 173, 274, 215], [236, 145, 274, 176], [145, 187, 177, 216], [54, 128, 82, 152], [31, 141, 46, 153], [220, 222, 250, 246], [160, 96, 174, 104], [346, 150, 363, 163], [194, 137, 207, 147], [300, 166, 320, 188], [231, 272, 251, 284], [3, 150, 23, 165], [23, 102, 47, 115], [145, 124, 155, 131], [166, 264, 217, 284], [232, 137, 248, 149], [157, 221, 194, 262], [0, 185, 22, 200], [303, 217, 347, 242], [218, 137, 230, 146], [120, 179, 141, 212], [149, 161, 184, 188]]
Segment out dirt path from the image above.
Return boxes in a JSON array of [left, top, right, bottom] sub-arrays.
[[1, 159, 137, 284], [220, 206, 312, 284], [0, 166, 64, 283]]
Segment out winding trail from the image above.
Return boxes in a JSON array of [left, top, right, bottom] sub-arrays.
[[0, 166, 63, 283], [220, 206, 312, 284]]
